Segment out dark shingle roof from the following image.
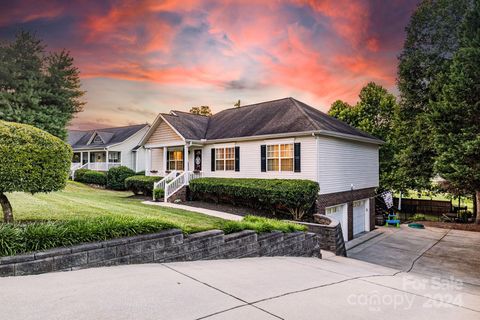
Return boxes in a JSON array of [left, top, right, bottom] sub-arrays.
[[68, 124, 148, 149], [162, 98, 381, 142]]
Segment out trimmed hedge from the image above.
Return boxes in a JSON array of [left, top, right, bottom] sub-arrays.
[[0, 215, 306, 257], [154, 188, 164, 200], [189, 178, 319, 220], [0, 120, 72, 194], [125, 175, 162, 196], [81, 171, 107, 186], [106, 166, 136, 190], [73, 168, 90, 182]]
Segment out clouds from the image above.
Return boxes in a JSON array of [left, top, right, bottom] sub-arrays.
[[0, 0, 419, 129]]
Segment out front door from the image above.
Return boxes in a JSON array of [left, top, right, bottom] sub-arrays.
[[194, 149, 202, 171]]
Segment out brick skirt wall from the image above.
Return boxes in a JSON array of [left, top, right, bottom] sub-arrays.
[[316, 187, 376, 240], [0, 229, 320, 277]]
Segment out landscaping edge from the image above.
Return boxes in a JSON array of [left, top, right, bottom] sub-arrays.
[[0, 229, 321, 277]]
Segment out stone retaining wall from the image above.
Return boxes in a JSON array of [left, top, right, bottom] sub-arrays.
[[0, 229, 320, 277], [293, 215, 347, 257]]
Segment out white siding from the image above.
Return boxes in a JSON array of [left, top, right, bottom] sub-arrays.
[[146, 120, 183, 145], [201, 136, 317, 180], [151, 148, 164, 172], [109, 126, 149, 172], [317, 136, 379, 194]]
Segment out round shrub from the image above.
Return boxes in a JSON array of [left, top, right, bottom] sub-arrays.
[[153, 188, 164, 201], [73, 168, 90, 182], [106, 166, 136, 190], [82, 171, 106, 186], [0, 120, 72, 222], [125, 175, 162, 196]]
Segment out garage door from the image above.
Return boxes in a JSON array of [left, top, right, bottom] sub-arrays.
[[325, 204, 348, 241], [353, 199, 368, 236]]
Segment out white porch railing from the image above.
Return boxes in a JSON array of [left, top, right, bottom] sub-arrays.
[[153, 171, 178, 201], [70, 162, 88, 180], [163, 171, 202, 202], [86, 162, 121, 171]]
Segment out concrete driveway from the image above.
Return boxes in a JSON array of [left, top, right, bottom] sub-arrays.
[[348, 225, 480, 286], [1, 254, 479, 320]]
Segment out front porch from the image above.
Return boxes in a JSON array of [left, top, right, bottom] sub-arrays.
[[71, 150, 122, 172], [145, 143, 203, 177]]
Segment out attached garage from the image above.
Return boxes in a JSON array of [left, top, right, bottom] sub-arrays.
[[325, 203, 348, 241], [353, 199, 370, 236]]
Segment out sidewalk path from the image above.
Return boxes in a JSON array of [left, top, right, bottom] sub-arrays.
[[143, 201, 243, 221]]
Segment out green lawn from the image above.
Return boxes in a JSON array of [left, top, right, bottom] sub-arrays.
[[7, 181, 225, 233], [396, 190, 474, 211]]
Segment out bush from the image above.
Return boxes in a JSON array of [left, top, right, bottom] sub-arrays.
[[106, 166, 136, 190], [136, 171, 146, 176], [125, 175, 162, 196], [154, 188, 164, 201], [190, 178, 319, 220], [0, 120, 72, 222], [218, 215, 306, 234], [73, 168, 90, 182], [81, 171, 106, 186]]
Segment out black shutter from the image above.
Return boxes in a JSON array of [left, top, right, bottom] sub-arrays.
[[234, 146, 240, 172], [166, 150, 170, 171], [211, 148, 215, 171], [294, 142, 301, 172], [260, 145, 266, 172]]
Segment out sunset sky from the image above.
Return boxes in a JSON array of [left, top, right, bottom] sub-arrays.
[[1, 0, 420, 129]]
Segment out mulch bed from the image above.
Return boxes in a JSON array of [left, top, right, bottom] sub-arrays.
[[418, 221, 480, 232]]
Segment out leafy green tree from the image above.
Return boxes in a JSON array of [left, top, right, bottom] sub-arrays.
[[395, 0, 474, 190], [328, 82, 398, 190], [0, 120, 72, 222], [189, 105, 212, 116], [431, 1, 480, 223], [0, 31, 84, 140]]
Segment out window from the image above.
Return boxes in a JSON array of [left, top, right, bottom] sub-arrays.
[[92, 134, 103, 144], [267, 144, 293, 171], [215, 147, 235, 171], [168, 150, 184, 171], [72, 153, 81, 163], [326, 205, 343, 215], [108, 152, 121, 163]]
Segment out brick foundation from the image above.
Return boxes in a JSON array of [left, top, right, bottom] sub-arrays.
[[167, 186, 189, 203], [316, 187, 376, 241]]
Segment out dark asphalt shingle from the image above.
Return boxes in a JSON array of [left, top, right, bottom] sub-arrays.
[[68, 124, 148, 149]]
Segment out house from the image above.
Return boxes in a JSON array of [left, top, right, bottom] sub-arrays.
[[140, 98, 383, 241], [67, 124, 150, 173]]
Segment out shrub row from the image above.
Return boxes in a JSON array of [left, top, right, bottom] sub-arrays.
[[189, 178, 319, 220], [125, 175, 163, 196], [0, 215, 306, 257], [74, 166, 137, 190]]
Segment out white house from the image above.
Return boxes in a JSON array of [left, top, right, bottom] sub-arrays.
[[68, 124, 149, 173], [140, 98, 383, 241]]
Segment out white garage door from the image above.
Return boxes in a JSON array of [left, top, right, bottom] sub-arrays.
[[325, 204, 348, 241], [353, 199, 369, 236]]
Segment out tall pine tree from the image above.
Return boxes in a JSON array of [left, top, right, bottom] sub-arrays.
[[395, 0, 474, 191], [431, 1, 480, 223], [0, 31, 84, 139]]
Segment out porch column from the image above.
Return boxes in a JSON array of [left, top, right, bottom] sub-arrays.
[[106, 149, 109, 170], [87, 151, 91, 169], [80, 152, 83, 165], [145, 148, 151, 174], [163, 147, 168, 173], [184, 144, 189, 172]]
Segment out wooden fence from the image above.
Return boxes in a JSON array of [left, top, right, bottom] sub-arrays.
[[375, 197, 452, 221]]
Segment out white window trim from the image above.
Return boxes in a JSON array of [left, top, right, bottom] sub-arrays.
[[266, 143, 294, 172], [168, 149, 184, 171], [215, 147, 235, 171]]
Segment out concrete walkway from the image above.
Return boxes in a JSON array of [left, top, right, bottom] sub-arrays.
[[1, 254, 479, 319], [143, 201, 243, 221], [348, 225, 480, 286]]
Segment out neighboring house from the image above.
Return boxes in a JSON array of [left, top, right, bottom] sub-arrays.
[[67, 124, 150, 173], [140, 98, 383, 241]]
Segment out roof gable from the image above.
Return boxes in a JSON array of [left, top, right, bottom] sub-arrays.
[[67, 124, 148, 149]]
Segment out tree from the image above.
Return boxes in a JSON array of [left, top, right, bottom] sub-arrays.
[[189, 105, 212, 116], [395, 0, 474, 191], [431, 1, 480, 223], [0, 120, 72, 222], [328, 82, 398, 191], [0, 31, 84, 140]]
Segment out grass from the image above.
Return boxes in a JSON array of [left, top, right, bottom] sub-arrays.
[[1, 182, 305, 256]]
